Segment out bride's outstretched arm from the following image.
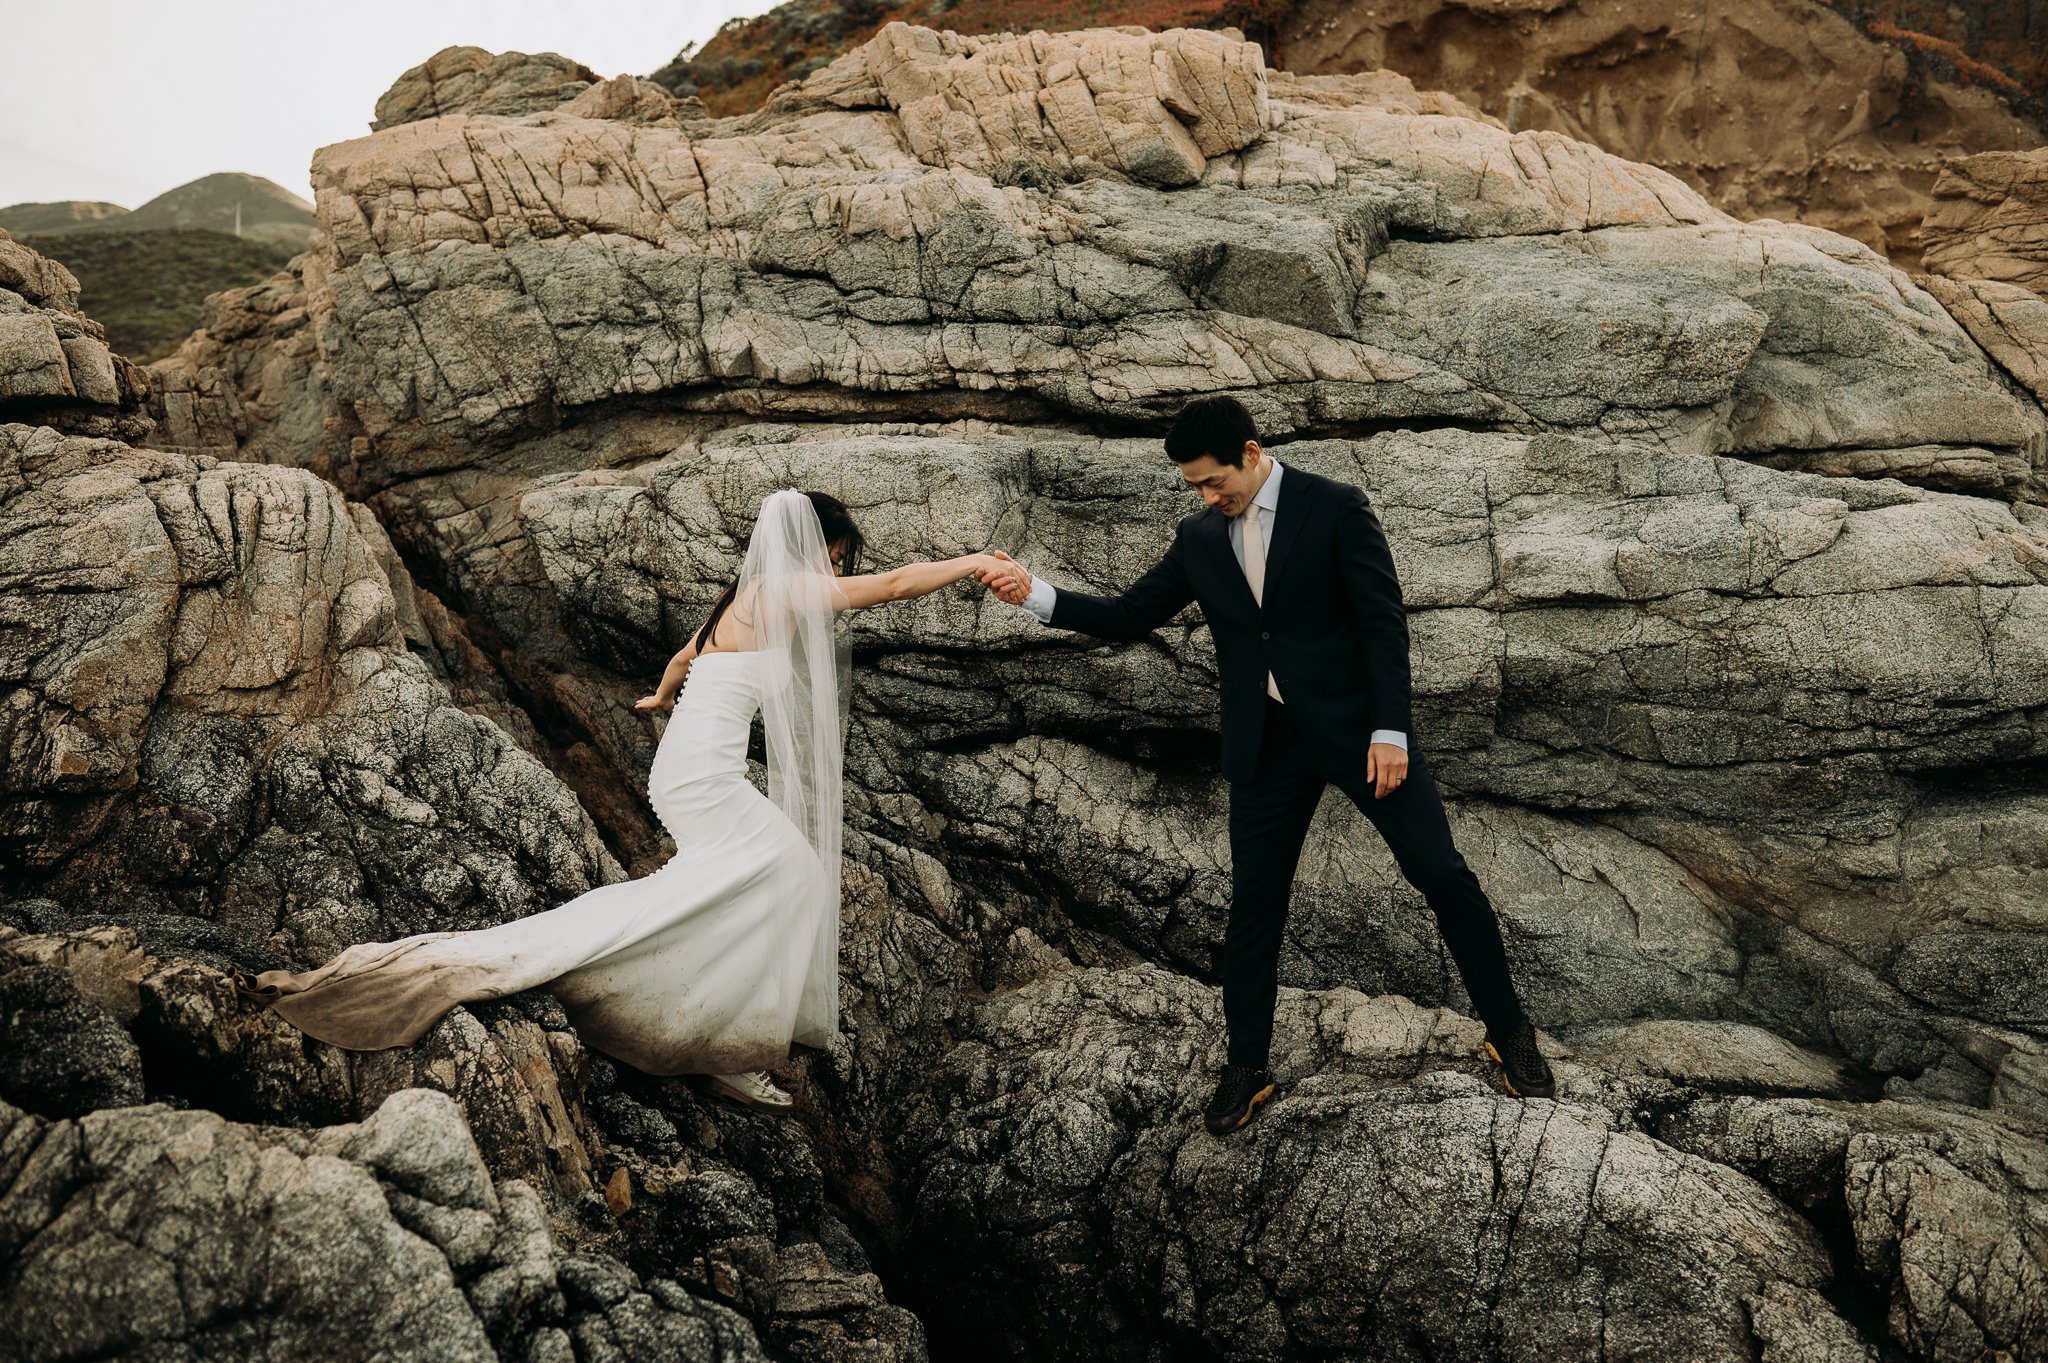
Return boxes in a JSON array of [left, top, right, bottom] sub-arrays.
[[836, 553, 1009, 610], [637, 637, 702, 710]]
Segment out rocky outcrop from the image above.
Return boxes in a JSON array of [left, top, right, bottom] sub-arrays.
[[147, 19, 2043, 496], [1269, 0, 2046, 269], [0, 1087, 769, 1362], [0, 916, 929, 1362], [1923, 146, 2048, 296], [1917, 147, 2048, 423], [0, 230, 149, 437], [2, 18, 2041, 1363], [372, 47, 602, 131], [0, 424, 621, 952], [892, 965, 2046, 1362], [1917, 274, 2048, 413]]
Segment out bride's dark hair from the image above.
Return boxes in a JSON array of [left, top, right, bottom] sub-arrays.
[[691, 491, 865, 652]]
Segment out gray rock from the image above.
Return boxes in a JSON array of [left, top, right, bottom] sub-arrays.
[[0, 944, 144, 1118], [4, 20, 2042, 1363], [0, 231, 149, 438], [0, 1089, 784, 1362], [895, 965, 1876, 1363], [0, 424, 621, 956], [1660, 1093, 2048, 1362]]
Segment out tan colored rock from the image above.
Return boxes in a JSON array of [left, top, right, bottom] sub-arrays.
[[0, 229, 145, 431], [371, 45, 598, 130], [562, 74, 682, 126], [151, 22, 2035, 496], [1267, 67, 1500, 122], [1919, 272, 2048, 406], [148, 255, 341, 469], [0, 314, 71, 399], [1921, 146, 2048, 298], [0, 925, 146, 1023], [843, 21, 1269, 188], [0, 231, 84, 309], [1271, 0, 2045, 267]]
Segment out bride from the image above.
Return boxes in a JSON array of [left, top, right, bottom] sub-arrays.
[[241, 489, 1008, 1111]]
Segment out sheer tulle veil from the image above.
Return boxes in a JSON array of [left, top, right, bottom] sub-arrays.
[[736, 490, 850, 1042]]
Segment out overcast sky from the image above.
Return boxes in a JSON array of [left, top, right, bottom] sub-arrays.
[[1, 0, 769, 208]]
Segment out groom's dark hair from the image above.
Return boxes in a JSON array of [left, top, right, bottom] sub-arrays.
[[1164, 395, 1259, 468]]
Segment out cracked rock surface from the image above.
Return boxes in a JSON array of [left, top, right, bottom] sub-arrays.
[[0, 230, 150, 440], [0, 18, 2043, 1363]]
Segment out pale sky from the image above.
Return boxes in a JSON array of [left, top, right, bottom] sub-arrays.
[[0, 0, 770, 209]]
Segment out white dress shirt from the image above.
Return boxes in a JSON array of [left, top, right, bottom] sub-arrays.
[[1017, 458, 1408, 750]]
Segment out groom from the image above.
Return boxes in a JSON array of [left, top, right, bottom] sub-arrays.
[[980, 396, 1554, 1132]]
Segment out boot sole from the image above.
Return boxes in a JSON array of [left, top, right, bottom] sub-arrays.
[[704, 1076, 795, 1112], [1204, 1080, 1277, 1134], [1483, 1041, 1555, 1100]]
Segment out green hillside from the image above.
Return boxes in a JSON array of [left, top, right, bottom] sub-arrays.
[[21, 229, 298, 363], [0, 201, 131, 235], [123, 172, 315, 246]]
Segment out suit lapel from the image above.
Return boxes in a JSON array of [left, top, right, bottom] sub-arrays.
[[1262, 467, 1310, 601]]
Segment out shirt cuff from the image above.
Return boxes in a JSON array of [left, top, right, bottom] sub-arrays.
[[1020, 574, 1057, 622], [1369, 729, 1408, 750]]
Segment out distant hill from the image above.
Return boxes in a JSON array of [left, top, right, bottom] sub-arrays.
[[2, 174, 314, 250], [21, 229, 298, 363], [0, 201, 132, 235], [121, 172, 315, 246]]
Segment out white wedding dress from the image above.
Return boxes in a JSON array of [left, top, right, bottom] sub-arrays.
[[242, 648, 837, 1076]]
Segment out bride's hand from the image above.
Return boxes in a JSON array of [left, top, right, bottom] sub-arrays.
[[974, 551, 1031, 603], [635, 693, 673, 712]]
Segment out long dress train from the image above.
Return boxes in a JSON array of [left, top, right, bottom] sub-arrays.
[[240, 651, 835, 1075]]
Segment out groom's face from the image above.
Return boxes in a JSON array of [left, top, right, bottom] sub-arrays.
[[1178, 442, 1266, 517]]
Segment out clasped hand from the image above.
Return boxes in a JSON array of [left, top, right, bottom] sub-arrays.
[[973, 550, 1032, 604]]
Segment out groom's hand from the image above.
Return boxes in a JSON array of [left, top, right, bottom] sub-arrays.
[[977, 550, 1032, 604], [1366, 742, 1408, 799]]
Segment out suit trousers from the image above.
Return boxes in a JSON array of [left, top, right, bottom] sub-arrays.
[[1222, 697, 1529, 1067]]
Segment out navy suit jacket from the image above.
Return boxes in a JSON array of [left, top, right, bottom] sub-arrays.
[[1047, 465, 1413, 785]]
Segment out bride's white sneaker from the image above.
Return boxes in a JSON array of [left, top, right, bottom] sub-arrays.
[[706, 1070, 795, 1111]]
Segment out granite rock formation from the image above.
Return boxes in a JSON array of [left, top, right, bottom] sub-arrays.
[[372, 47, 604, 132], [1923, 144, 2048, 296], [0, 230, 150, 438], [1, 20, 2044, 1362]]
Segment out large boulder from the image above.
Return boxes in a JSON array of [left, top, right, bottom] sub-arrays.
[[889, 964, 2042, 1362], [0, 423, 620, 955], [0, 915, 931, 1362], [372, 46, 601, 131], [147, 24, 2043, 495]]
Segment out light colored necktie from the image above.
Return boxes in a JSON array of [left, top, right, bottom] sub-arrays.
[[1241, 508, 1283, 702]]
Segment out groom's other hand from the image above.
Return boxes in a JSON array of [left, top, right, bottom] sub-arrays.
[[1367, 742, 1409, 798], [977, 550, 1032, 604]]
